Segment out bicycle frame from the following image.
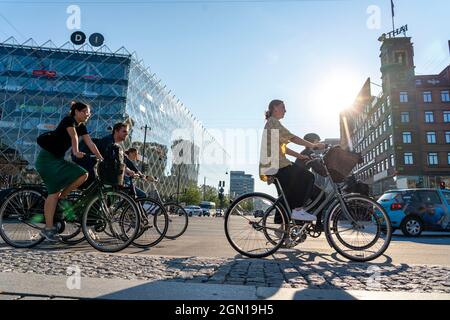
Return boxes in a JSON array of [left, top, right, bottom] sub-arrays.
[[266, 150, 361, 231]]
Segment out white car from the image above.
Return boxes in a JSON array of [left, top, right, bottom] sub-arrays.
[[184, 205, 203, 217]]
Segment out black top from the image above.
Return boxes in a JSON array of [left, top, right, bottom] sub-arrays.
[[38, 116, 88, 158], [81, 134, 135, 171]]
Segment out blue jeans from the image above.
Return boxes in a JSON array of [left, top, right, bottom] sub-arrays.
[[124, 176, 147, 198]]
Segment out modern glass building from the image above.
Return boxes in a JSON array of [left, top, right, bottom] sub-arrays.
[[0, 37, 229, 198]]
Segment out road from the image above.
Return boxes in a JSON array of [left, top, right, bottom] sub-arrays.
[[3, 216, 449, 266]]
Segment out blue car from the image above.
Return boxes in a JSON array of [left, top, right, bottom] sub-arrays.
[[377, 188, 450, 237]]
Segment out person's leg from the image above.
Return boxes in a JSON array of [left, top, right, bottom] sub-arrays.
[[135, 187, 147, 198], [59, 173, 88, 199], [44, 192, 61, 229]]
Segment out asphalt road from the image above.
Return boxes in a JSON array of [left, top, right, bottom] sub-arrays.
[[2, 216, 449, 266]]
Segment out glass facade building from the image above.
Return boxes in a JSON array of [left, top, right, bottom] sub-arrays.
[[0, 37, 228, 197]]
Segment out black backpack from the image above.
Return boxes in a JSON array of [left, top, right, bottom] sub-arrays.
[[97, 143, 125, 186]]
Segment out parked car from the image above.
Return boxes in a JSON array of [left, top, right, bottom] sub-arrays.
[[184, 205, 203, 217], [377, 188, 450, 237], [253, 210, 264, 218]]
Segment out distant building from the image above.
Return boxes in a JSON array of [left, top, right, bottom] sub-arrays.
[[230, 171, 254, 198], [340, 35, 450, 196], [0, 37, 228, 196]]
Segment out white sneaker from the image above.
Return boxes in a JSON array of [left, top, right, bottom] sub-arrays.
[[291, 208, 317, 222]]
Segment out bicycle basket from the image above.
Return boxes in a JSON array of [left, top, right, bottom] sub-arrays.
[[323, 146, 362, 183]]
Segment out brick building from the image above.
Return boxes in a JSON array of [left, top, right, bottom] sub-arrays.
[[340, 36, 450, 196]]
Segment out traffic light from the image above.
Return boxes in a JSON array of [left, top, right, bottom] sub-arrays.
[[440, 181, 446, 190]]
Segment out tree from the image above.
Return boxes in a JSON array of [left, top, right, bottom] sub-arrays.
[[180, 183, 202, 205], [203, 185, 219, 204]]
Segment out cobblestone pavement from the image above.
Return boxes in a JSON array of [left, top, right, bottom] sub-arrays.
[[1, 248, 450, 294]]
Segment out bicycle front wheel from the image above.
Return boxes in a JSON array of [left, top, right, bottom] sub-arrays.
[[224, 192, 289, 258], [81, 190, 140, 253], [164, 202, 188, 239], [324, 195, 392, 262], [0, 188, 45, 248]]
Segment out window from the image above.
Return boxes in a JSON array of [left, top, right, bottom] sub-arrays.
[[400, 91, 408, 103], [444, 111, 450, 123], [401, 112, 410, 123], [445, 131, 450, 144], [387, 114, 392, 126], [423, 91, 432, 103], [387, 96, 391, 107], [404, 153, 414, 165], [402, 132, 412, 144], [428, 153, 438, 165], [441, 91, 450, 102], [389, 134, 393, 147], [390, 154, 395, 167], [417, 191, 442, 205], [443, 191, 450, 203], [426, 131, 437, 144], [382, 121, 387, 132], [448, 153, 450, 165], [425, 111, 434, 123], [395, 51, 406, 65], [384, 139, 388, 150]]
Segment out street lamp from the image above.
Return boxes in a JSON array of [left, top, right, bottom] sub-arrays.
[[141, 125, 151, 172]]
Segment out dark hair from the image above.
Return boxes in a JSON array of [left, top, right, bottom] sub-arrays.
[[69, 101, 89, 116], [303, 133, 321, 143], [125, 148, 137, 156], [112, 122, 129, 134], [265, 99, 284, 120]]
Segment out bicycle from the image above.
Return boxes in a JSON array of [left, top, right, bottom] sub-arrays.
[[224, 146, 392, 262], [123, 175, 169, 248], [148, 178, 189, 239], [0, 156, 141, 253]]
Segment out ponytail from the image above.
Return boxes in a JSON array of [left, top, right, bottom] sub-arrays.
[[69, 101, 89, 116]]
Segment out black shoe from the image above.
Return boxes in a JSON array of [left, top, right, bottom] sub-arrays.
[[40, 227, 62, 242]]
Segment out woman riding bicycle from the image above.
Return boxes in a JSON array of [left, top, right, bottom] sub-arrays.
[[35, 101, 103, 241], [259, 99, 325, 222]]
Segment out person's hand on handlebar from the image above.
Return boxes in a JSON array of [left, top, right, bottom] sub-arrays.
[[312, 143, 327, 150], [73, 151, 86, 159], [297, 154, 311, 161]]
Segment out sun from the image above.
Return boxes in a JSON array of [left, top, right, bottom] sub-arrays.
[[311, 70, 363, 118]]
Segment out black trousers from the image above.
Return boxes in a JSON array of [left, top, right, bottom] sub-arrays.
[[274, 164, 315, 223]]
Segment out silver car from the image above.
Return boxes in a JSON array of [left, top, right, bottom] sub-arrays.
[[184, 205, 203, 217]]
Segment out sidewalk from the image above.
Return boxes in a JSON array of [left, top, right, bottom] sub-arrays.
[[1, 248, 450, 300], [1, 272, 450, 300]]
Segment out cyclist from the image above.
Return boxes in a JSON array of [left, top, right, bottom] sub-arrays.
[[74, 123, 142, 190], [124, 148, 147, 198], [36, 101, 103, 241], [259, 99, 325, 222]]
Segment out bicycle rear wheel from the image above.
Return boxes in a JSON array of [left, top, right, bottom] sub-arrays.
[[131, 197, 168, 248], [163, 202, 188, 239], [324, 195, 392, 262], [0, 188, 45, 248], [81, 190, 140, 252], [224, 193, 289, 258], [58, 192, 85, 245]]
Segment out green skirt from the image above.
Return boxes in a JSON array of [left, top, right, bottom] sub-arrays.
[[35, 149, 87, 194]]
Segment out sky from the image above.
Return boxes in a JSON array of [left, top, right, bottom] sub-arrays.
[[1, 0, 449, 196]]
